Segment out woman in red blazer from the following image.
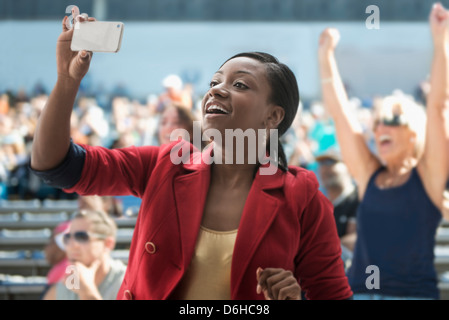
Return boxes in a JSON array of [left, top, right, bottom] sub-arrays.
[[30, 9, 352, 300]]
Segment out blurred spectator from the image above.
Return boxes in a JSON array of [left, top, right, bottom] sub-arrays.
[[43, 210, 126, 300], [110, 96, 147, 147], [41, 221, 71, 298], [315, 148, 359, 269], [79, 195, 123, 218], [110, 132, 136, 149], [0, 93, 9, 114], [316, 149, 358, 247], [157, 104, 197, 145], [15, 88, 29, 104], [279, 127, 298, 166], [0, 112, 28, 198], [31, 81, 47, 97], [111, 82, 130, 99], [157, 74, 193, 112], [0, 163, 7, 199], [70, 111, 89, 145], [415, 76, 431, 106], [288, 110, 315, 168], [75, 97, 110, 146], [111, 96, 136, 139], [307, 102, 338, 155]]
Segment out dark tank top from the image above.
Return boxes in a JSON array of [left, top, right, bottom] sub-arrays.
[[347, 167, 441, 299]]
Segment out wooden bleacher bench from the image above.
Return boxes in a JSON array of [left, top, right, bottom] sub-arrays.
[[0, 212, 137, 230], [436, 220, 449, 299], [0, 199, 78, 213], [439, 282, 449, 300], [441, 219, 449, 228], [0, 249, 129, 269], [437, 227, 449, 244], [0, 228, 134, 249], [0, 199, 136, 299], [0, 273, 48, 300], [0, 283, 47, 300]]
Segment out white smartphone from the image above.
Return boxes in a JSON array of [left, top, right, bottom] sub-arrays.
[[71, 21, 124, 53]]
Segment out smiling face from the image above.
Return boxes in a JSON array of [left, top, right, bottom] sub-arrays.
[[201, 57, 279, 137], [374, 122, 416, 163], [373, 100, 417, 164], [372, 93, 428, 164]]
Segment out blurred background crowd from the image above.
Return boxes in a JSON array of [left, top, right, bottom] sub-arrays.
[[1, 0, 449, 300], [0, 74, 430, 201]]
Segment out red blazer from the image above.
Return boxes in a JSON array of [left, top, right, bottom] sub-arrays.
[[65, 141, 352, 300]]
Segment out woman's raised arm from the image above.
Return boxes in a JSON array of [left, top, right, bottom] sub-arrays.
[[31, 8, 94, 171], [418, 3, 449, 218], [318, 28, 380, 198]]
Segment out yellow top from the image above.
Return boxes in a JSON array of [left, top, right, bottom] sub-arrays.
[[172, 226, 238, 300]]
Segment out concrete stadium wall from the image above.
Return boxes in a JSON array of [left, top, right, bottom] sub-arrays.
[[0, 21, 433, 103]]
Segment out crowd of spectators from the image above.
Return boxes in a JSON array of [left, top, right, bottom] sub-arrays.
[[0, 74, 431, 203]]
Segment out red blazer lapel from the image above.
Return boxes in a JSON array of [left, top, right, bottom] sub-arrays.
[[173, 143, 212, 273], [172, 141, 286, 298], [230, 163, 285, 298]]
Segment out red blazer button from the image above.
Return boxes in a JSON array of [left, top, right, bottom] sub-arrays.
[[145, 242, 157, 254], [124, 290, 133, 300]]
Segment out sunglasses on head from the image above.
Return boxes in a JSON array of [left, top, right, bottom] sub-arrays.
[[63, 231, 108, 245], [374, 114, 408, 128]]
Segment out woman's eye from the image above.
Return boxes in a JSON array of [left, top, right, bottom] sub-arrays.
[[234, 82, 248, 89], [209, 81, 219, 88]]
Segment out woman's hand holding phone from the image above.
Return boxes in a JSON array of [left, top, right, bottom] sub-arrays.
[[57, 6, 95, 83]]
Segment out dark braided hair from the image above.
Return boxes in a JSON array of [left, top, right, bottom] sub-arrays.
[[221, 52, 300, 171]]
